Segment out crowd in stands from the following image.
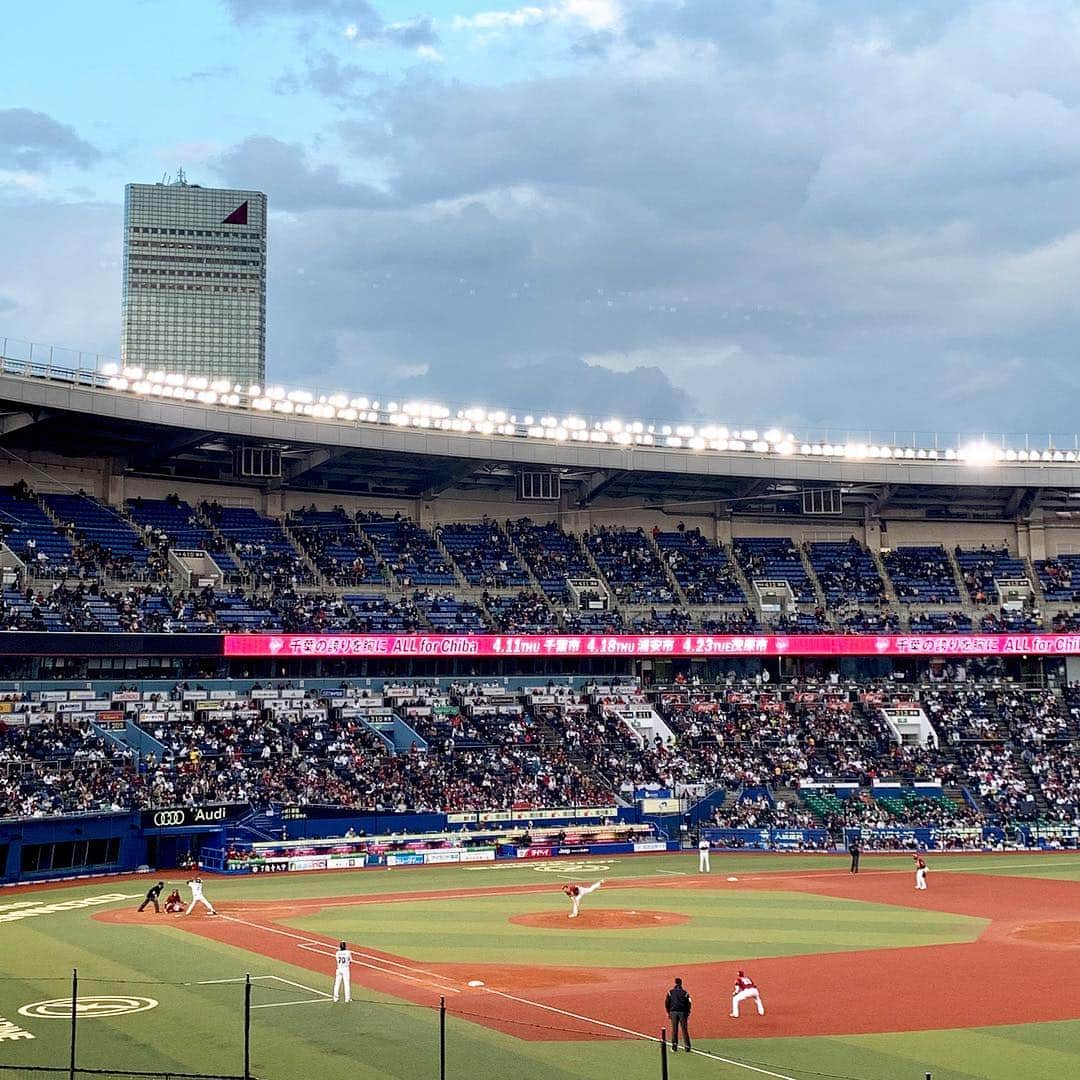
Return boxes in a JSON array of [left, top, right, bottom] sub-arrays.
[[2, 671, 1080, 833]]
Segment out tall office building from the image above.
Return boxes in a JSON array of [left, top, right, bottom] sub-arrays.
[[121, 179, 267, 385]]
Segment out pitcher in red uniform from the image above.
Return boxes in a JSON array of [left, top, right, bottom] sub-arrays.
[[562, 880, 604, 918], [730, 970, 765, 1017]]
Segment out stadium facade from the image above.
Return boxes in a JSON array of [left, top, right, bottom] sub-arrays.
[[1, 353, 1080, 884], [121, 180, 267, 385]]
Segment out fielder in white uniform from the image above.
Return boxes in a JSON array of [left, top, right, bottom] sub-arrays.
[[333, 941, 352, 1003], [563, 880, 604, 918], [698, 837, 711, 873], [730, 970, 765, 1017], [184, 877, 217, 916], [914, 853, 928, 890]]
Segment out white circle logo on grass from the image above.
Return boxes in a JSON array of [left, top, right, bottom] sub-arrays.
[[531, 861, 611, 874], [19, 997, 158, 1020]]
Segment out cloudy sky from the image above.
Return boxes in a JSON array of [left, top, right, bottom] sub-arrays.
[[3, 0, 1080, 440]]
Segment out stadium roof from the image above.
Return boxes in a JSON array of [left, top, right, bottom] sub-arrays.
[[0, 356, 1077, 515]]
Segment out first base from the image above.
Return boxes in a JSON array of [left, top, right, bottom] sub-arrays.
[[467, 980, 485, 988], [727, 876, 739, 882]]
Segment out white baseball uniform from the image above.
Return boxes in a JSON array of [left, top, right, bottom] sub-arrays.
[[333, 947, 352, 1002], [185, 879, 216, 915], [566, 880, 603, 917], [698, 838, 710, 873], [914, 857, 928, 890], [730, 974, 765, 1017]]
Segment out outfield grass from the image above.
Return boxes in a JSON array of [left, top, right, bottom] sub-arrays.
[[0, 852, 1078, 1080]]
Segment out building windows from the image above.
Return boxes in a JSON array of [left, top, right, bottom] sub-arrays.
[[121, 182, 267, 385]]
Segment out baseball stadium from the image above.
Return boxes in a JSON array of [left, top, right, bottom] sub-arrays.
[[0, 347, 1079, 1080]]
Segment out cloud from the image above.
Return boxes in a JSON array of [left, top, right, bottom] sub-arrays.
[[19, 0, 1080, 434], [211, 136, 389, 210], [275, 50, 372, 101], [453, 1, 622, 33], [0, 201, 120, 356], [224, 0, 378, 26], [176, 64, 238, 84], [381, 18, 439, 49], [0, 109, 101, 171]]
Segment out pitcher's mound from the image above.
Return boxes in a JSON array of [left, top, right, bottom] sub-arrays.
[[510, 910, 690, 930]]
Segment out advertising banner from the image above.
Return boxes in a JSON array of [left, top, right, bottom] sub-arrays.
[[141, 803, 240, 830], [224, 632, 1080, 659], [423, 850, 462, 864], [386, 852, 425, 867], [518, 846, 553, 859]]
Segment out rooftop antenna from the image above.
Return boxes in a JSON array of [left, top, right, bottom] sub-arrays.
[[175, 166, 187, 186]]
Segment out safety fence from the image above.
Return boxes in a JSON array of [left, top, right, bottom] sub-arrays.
[[0, 970, 944, 1080]]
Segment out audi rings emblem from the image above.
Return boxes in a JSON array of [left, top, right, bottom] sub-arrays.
[[152, 810, 187, 827]]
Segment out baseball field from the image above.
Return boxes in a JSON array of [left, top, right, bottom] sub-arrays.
[[2, 852, 1080, 1080]]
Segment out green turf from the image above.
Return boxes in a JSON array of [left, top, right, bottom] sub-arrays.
[[0, 853, 1078, 1080], [286, 886, 987, 966]]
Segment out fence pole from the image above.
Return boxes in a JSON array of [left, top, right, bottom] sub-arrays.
[[69, 968, 77, 1080], [243, 973, 251, 1080], [439, 996, 446, 1080], [660, 1028, 668, 1080]]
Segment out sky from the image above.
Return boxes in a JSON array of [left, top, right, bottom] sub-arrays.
[[3, 0, 1080, 440]]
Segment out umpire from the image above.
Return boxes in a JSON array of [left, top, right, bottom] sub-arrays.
[[849, 839, 860, 874], [138, 881, 165, 913], [665, 977, 692, 1052]]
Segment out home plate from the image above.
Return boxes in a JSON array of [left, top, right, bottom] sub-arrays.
[[727, 876, 739, 882], [467, 980, 485, 988]]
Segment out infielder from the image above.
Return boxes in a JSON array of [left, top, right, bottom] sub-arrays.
[[333, 941, 352, 1003], [730, 970, 765, 1017], [185, 876, 218, 916], [563, 879, 604, 918], [913, 853, 928, 890], [698, 836, 711, 873]]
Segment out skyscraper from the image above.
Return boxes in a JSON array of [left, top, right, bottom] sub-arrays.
[[121, 178, 267, 385]]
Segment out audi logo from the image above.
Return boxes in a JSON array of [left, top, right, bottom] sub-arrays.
[[152, 811, 187, 827]]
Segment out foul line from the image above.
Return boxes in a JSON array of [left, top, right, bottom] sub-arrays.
[[197, 973, 332, 1010], [218, 913, 461, 995], [482, 987, 798, 1080]]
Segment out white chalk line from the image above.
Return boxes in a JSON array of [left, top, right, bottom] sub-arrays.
[[196, 973, 332, 1010], [217, 913, 461, 995], [482, 987, 798, 1080]]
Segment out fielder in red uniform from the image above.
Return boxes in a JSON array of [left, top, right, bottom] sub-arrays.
[[913, 853, 928, 890], [730, 970, 765, 1017]]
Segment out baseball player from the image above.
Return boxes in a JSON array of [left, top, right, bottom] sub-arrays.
[[164, 888, 184, 914], [698, 836, 711, 873], [184, 877, 218, 916], [913, 853, 928, 890], [730, 970, 765, 1017], [333, 941, 352, 1003], [138, 881, 165, 913], [563, 879, 604, 918]]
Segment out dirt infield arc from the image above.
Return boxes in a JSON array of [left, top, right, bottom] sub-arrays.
[[97, 869, 1080, 1041]]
